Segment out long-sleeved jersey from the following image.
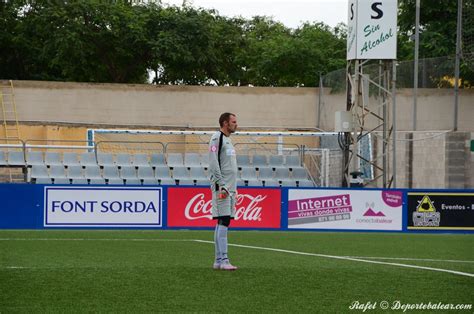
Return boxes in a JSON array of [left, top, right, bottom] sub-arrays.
[[208, 131, 238, 193]]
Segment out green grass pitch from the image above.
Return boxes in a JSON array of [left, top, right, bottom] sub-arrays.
[[1, 230, 473, 313]]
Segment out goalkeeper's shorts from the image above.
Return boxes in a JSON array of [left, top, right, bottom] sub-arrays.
[[211, 190, 236, 219]]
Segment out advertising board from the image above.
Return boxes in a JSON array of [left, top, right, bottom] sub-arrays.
[[44, 186, 162, 227], [407, 192, 474, 231], [167, 187, 281, 228], [288, 189, 403, 230]]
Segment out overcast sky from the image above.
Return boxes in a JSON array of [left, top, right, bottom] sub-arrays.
[[162, 0, 348, 29]]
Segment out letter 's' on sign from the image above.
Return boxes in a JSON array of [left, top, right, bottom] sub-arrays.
[[347, 0, 398, 60]]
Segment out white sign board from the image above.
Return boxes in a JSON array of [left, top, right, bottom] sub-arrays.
[[347, 0, 398, 60], [44, 186, 162, 227], [288, 189, 403, 230]]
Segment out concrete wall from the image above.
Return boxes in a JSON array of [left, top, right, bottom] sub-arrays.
[[10, 81, 317, 130], [2, 80, 473, 188], [319, 88, 474, 132], [6, 80, 474, 132]]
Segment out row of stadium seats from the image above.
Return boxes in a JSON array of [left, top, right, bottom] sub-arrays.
[[1, 149, 314, 186], [34, 177, 314, 187], [0, 151, 303, 170], [29, 164, 313, 185]]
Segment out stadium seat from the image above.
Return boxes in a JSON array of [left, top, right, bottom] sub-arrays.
[[155, 166, 172, 180], [178, 179, 194, 186], [184, 153, 201, 167], [63, 152, 81, 167], [7, 151, 26, 166], [49, 165, 68, 179], [120, 165, 138, 180], [241, 167, 257, 181], [150, 153, 166, 168], [159, 178, 176, 185], [108, 178, 124, 185], [84, 165, 102, 180], [142, 178, 159, 185], [31, 165, 49, 180], [0, 151, 7, 166], [133, 154, 150, 167], [26, 151, 44, 166], [285, 155, 302, 169], [292, 167, 309, 180], [252, 155, 267, 168], [269, 155, 285, 169], [264, 179, 280, 187], [102, 166, 120, 180], [45, 152, 62, 166], [275, 168, 291, 180], [97, 153, 115, 167], [167, 153, 184, 167], [67, 165, 85, 179], [200, 154, 209, 168], [247, 179, 263, 187], [298, 180, 315, 187], [195, 179, 210, 186], [89, 178, 106, 185], [236, 155, 251, 169], [258, 167, 274, 180], [137, 166, 155, 180], [53, 178, 71, 185], [125, 178, 141, 185], [281, 180, 297, 187], [115, 153, 132, 167], [72, 178, 88, 185], [172, 166, 190, 180], [35, 177, 52, 184], [79, 152, 97, 167], [189, 167, 207, 180]]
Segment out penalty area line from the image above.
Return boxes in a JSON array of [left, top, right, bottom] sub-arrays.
[[194, 240, 474, 278]]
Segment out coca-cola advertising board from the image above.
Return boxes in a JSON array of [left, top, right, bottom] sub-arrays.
[[167, 187, 281, 228]]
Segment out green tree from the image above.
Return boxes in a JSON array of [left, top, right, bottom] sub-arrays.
[[1, 1, 151, 83], [398, 0, 473, 86], [0, 1, 350, 86], [240, 17, 345, 87]]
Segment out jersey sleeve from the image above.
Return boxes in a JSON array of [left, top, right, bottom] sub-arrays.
[[208, 134, 224, 187]]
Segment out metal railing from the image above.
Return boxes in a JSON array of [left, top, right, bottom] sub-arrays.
[[24, 139, 93, 153], [164, 142, 208, 154], [234, 142, 302, 158], [95, 140, 165, 155], [0, 138, 27, 182]]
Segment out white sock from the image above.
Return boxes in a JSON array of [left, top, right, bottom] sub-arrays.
[[214, 224, 221, 263], [217, 225, 228, 262]]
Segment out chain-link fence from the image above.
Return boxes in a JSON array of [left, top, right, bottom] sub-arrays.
[[321, 56, 464, 92]]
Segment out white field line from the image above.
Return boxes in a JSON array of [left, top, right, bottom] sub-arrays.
[[194, 240, 474, 278], [0, 238, 194, 242], [2, 238, 474, 278], [343, 256, 474, 264]]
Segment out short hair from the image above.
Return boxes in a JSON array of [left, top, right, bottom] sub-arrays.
[[219, 112, 235, 127]]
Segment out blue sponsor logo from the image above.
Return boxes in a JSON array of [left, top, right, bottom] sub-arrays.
[[51, 200, 158, 213]]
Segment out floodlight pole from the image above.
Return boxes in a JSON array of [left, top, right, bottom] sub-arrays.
[[392, 61, 397, 188], [413, 0, 420, 131], [317, 73, 323, 129], [454, 0, 462, 131]]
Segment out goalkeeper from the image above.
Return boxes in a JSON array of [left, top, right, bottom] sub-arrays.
[[208, 112, 238, 271]]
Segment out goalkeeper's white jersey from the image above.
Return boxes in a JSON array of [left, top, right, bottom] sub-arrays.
[[208, 131, 238, 193]]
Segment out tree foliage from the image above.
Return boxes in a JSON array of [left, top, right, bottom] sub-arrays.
[[2, 1, 472, 86], [0, 1, 346, 86], [398, 0, 473, 86]]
